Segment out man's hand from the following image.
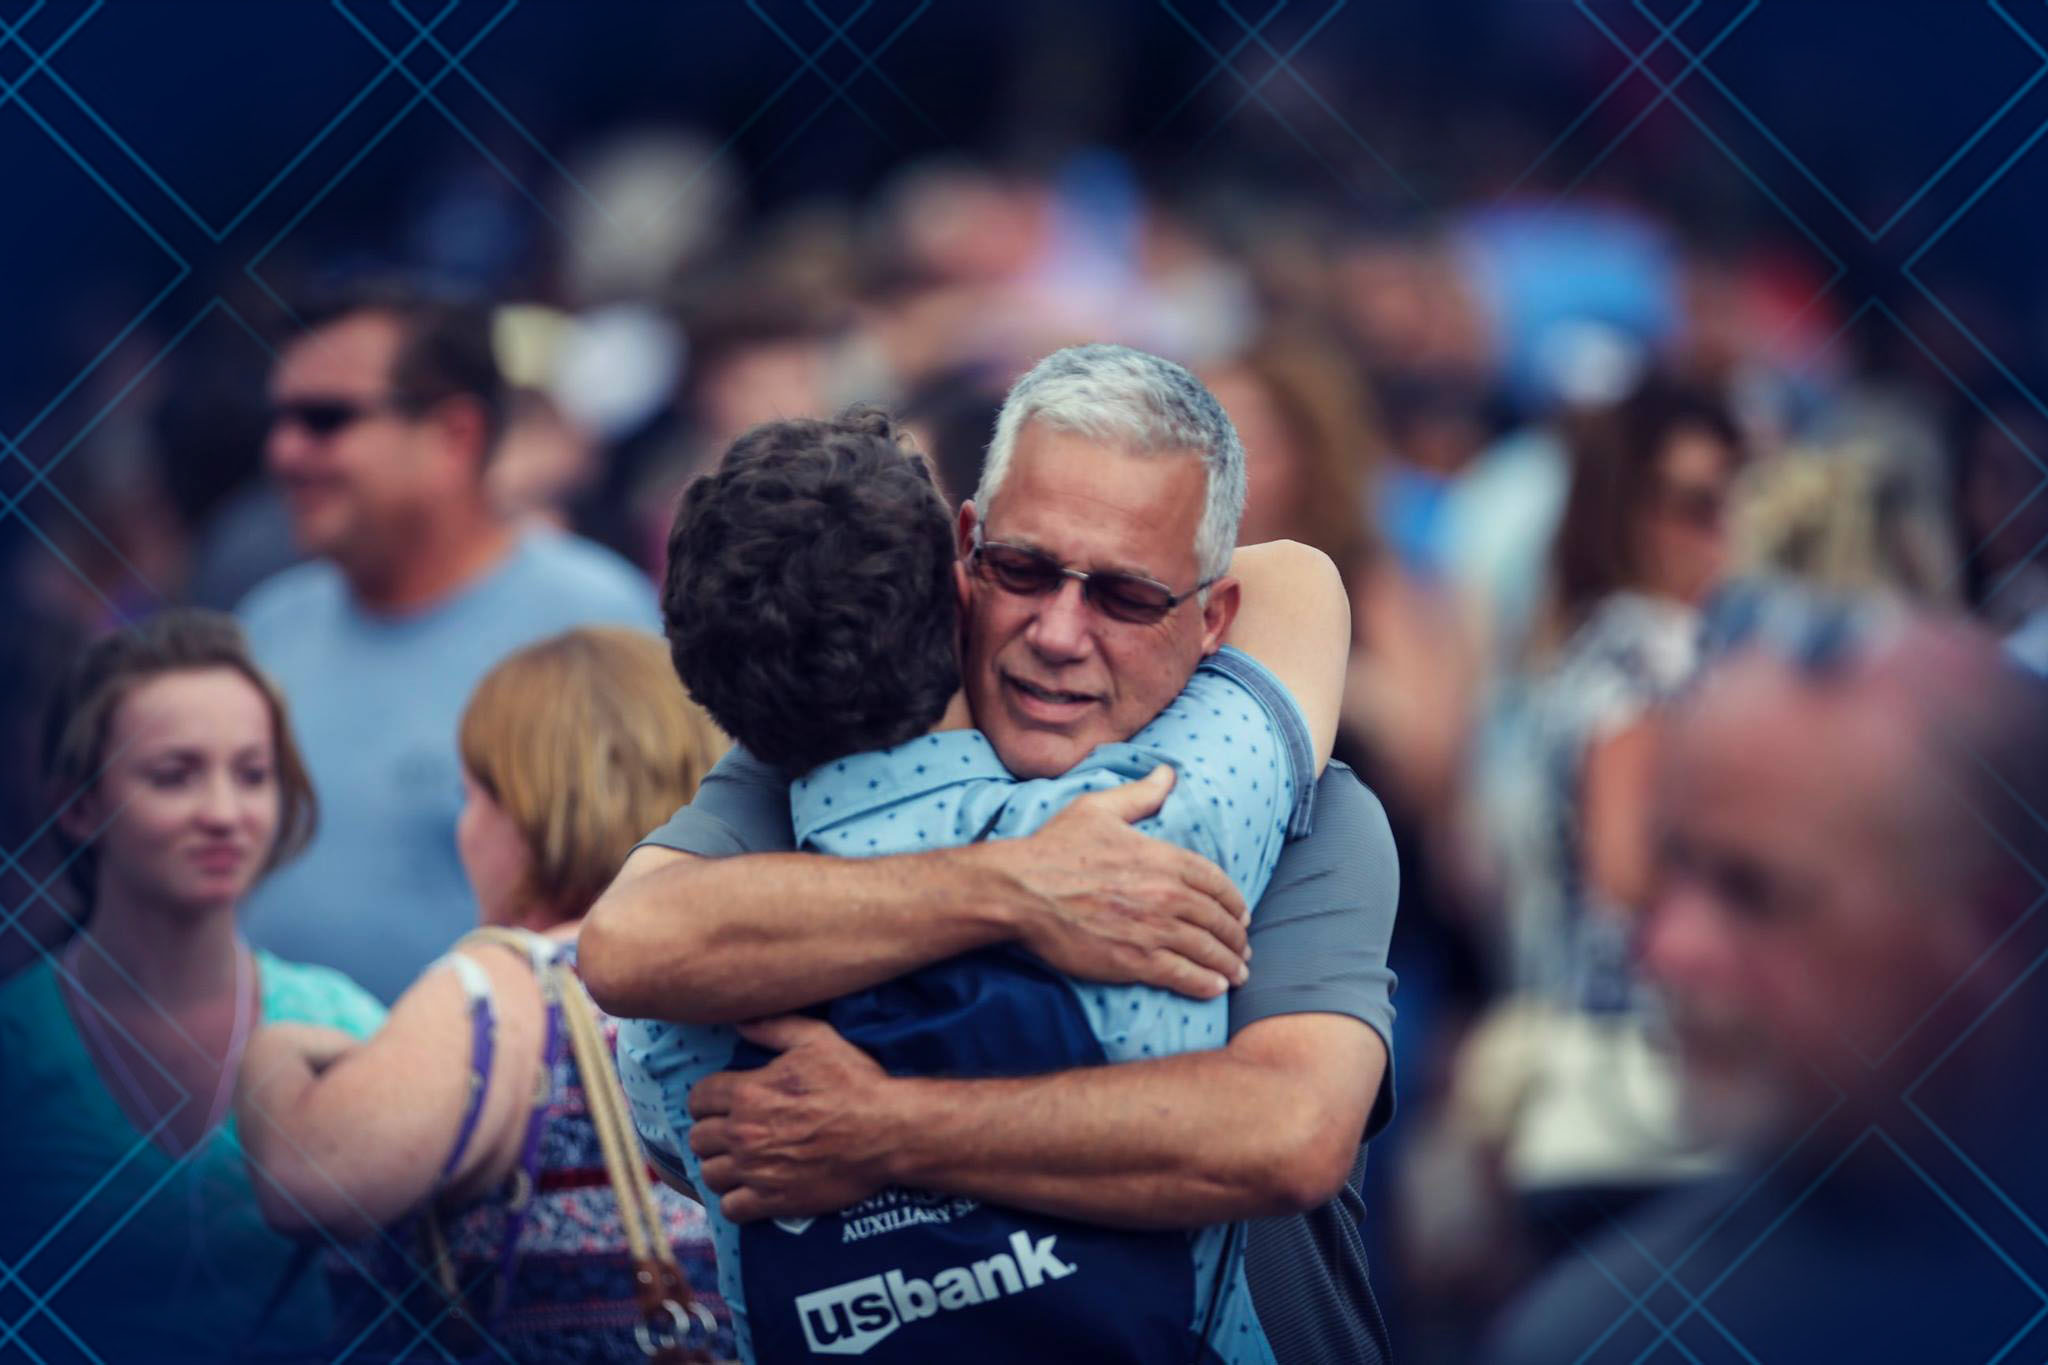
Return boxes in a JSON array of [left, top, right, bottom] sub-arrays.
[[687, 1016, 895, 1223], [580, 769, 1249, 1026], [985, 765, 1251, 999]]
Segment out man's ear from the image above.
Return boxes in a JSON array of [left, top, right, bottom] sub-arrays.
[[953, 563, 974, 666], [955, 499, 978, 558], [426, 394, 494, 488], [953, 502, 978, 651], [1198, 576, 1241, 656]]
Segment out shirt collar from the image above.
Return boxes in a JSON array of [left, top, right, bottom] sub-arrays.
[[791, 730, 1013, 844]]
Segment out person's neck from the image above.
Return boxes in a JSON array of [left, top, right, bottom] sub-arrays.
[[74, 887, 242, 1012], [932, 689, 974, 732], [348, 506, 519, 615], [490, 899, 583, 941]]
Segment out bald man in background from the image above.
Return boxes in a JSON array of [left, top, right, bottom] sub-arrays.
[[1491, 596, 2048, 1363]]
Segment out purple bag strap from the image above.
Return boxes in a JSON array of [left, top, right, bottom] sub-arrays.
[[435, 951, 498, 1188], [437, 928, 571, 1326], [486, 970, 567, 1313]]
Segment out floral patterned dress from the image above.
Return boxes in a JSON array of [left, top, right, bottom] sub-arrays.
[[329, 935, 734, 1363]]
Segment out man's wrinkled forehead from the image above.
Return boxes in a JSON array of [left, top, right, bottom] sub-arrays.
[[982, 426, 1208, 579], [1659, 649, 1937, 885]]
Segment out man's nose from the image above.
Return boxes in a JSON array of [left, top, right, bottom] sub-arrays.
[[266, 419, 307, 475], [1639, 882, 1729, 995], [1024, 577, 1094, 661]]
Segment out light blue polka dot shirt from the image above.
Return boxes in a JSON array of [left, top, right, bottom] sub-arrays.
[[618, 646, 1315, 1363]]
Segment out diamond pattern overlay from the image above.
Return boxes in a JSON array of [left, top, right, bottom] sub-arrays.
[[2, 3, 2046, 1363]]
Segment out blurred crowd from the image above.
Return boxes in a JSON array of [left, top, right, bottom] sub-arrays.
[[5, 118, 2048, 1362]]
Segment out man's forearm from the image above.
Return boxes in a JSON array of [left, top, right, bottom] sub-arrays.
[[584, 779, 1255, 1023], [872, 1015, 1383, 1228], [580, 846, 1021, 1023]]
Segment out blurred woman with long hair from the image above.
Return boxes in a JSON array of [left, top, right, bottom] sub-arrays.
[[1458, 376, 1747, 1268], [0, 610, 385, 1363]]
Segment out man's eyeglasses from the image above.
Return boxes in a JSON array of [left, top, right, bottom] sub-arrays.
[[969, 528, 1217, 626], [268, 395, 418, 439]]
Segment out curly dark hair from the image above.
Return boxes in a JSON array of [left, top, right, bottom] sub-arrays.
[[660, 405, 960, 775]]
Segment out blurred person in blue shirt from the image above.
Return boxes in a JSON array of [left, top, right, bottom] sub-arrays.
[[236, 280, 658, 1003]]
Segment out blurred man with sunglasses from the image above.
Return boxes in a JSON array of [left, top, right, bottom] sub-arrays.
[[585, 344, 1397, 1364], [1489, 591, 2048, 1362], [235, 280, 657, 1003]]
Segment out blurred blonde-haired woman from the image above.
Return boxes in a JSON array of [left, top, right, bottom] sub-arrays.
[[238, 626, 733, 1363]]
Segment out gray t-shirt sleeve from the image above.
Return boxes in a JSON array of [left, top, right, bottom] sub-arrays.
[[636, 746, 796, 857], [1230, 759, 1399, 1139]]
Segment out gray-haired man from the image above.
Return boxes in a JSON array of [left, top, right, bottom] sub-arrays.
[[582, 343, 1398, 1362]]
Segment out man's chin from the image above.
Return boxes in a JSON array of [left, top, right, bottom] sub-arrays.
[[284, 511, 348, 559], [1675, 1056, 1798, 1149], [981, 723, 1095, 779]]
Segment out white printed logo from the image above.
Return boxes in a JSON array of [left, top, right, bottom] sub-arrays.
[[840, 1192, 978, 1243], [793, 1231, 1079, 1355], [775, 1217, 817, 1236]]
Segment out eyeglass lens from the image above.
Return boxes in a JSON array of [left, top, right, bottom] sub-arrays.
[[976, 544, 1178, 623]]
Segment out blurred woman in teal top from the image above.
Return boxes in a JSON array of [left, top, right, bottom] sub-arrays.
[[0, 610, 384, 1364]]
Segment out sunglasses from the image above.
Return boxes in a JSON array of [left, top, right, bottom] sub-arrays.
[[969, 529, 1216, 625], [1655, 480, 1728, 532], [268, 395, 416, 439]]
